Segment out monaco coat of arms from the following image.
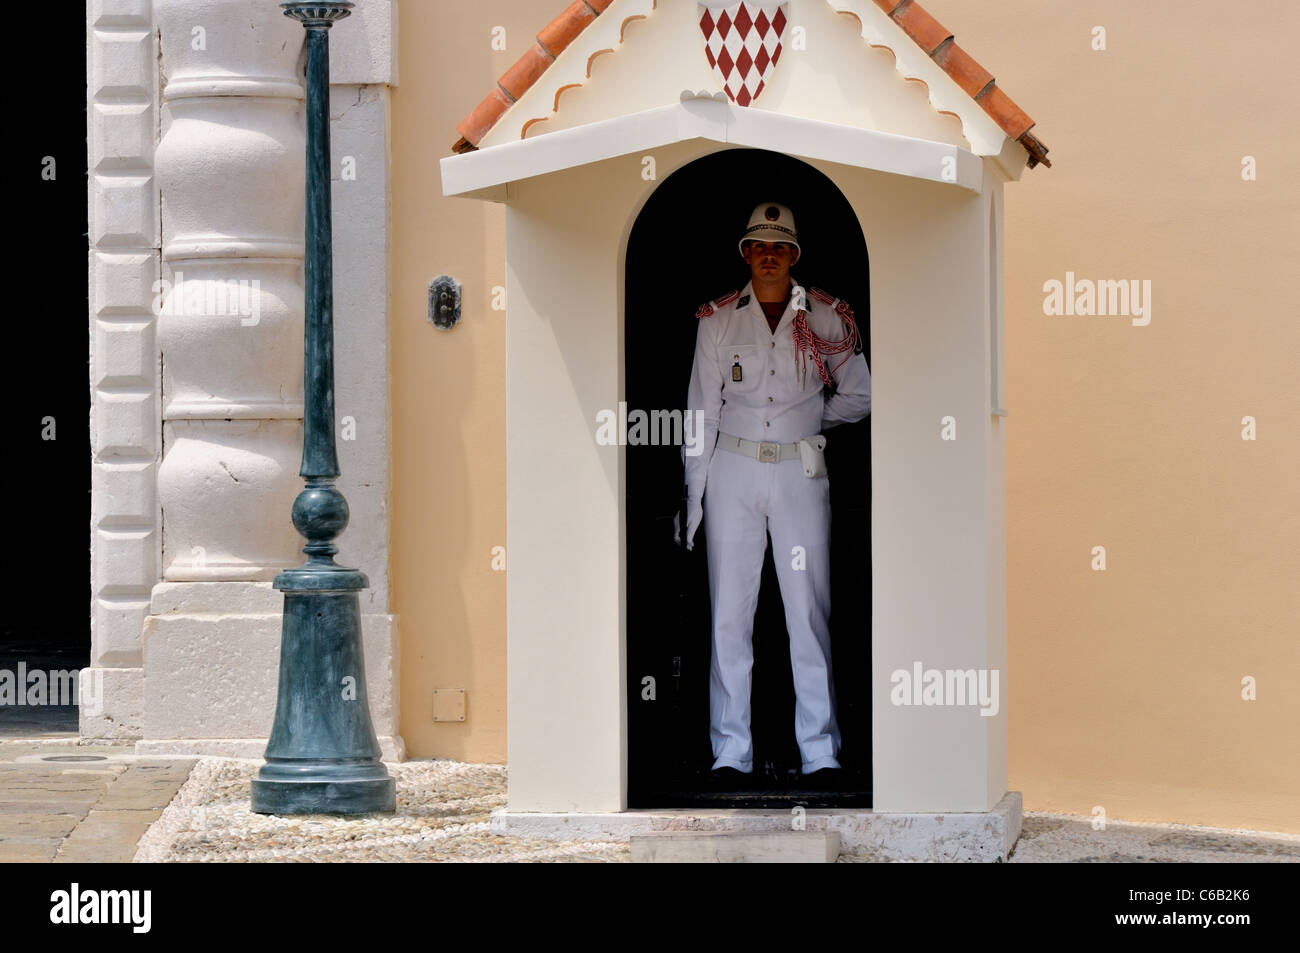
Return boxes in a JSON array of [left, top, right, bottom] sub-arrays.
[[697, 2, 789, 106]]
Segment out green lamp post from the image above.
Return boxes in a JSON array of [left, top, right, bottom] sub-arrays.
[[251, 0, 396, 815]]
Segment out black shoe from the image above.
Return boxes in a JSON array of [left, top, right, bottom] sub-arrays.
[[709, 766, 751, 790], [803, 766, 844, 791]]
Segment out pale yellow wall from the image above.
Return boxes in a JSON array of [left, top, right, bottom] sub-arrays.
[[393, 1, 1300, 831], [918, 0, 1300, 833], [390, 1, 519, 762]]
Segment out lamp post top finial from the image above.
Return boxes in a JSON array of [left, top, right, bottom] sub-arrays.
[[281, 1, 353, 27]]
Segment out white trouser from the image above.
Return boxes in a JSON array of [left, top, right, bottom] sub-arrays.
[[703, 446, 841, 774]]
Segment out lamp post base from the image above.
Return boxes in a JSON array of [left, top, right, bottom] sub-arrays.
[[252, 769, 396, 815], [251, 569, 397, 815]]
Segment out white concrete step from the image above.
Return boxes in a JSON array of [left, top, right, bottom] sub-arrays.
[[631, 830, 840, 863]]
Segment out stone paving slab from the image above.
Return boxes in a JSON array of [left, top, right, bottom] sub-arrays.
[[95, 765, 193, 812], [51, 760, 197, 862], [1, 841, 60, 862], [0, 766, 125, 785], [0, 813, 81, 840], [57, 809, 168, 863], [0, 741, 196, 864], [0, 796, 103, 815]]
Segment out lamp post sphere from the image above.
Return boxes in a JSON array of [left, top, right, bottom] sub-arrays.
[[291, 484, 350, 541]]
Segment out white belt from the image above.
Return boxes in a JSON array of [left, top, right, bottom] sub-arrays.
[[717, 432, 801, 463]]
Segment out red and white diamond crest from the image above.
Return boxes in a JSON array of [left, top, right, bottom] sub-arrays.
[[698, 2, 787, 107]]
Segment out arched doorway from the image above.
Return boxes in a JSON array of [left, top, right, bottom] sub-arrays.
[[625, 147, 872, 808]]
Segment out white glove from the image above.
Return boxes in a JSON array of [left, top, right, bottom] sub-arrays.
[[673, 496, 704, 551]]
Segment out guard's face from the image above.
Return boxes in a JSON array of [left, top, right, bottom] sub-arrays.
[[743, 240, 799, 283]]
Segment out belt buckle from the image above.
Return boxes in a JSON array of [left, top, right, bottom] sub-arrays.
[[757, 441, 780, 463]]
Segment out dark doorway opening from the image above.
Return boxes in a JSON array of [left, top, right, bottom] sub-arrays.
[[626, 148, 872, 808], [1, 9, 91, 738]]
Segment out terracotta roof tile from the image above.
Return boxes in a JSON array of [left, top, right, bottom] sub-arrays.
[[499, 44, 554, 102], [538, 2, 599, 57], [454, 1, 614, 152], [456, 85, 514, 151], [452, 0, 1050, 168], [931, 40, 994, 99], [891, 1, 953, 55], [974, 83, 1034, 142]]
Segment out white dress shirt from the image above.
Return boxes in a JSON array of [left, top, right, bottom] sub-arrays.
[[684, 278, 871, 501]]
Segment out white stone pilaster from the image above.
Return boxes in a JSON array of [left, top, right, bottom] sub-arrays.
[[153, 0, 306, 583], [136, 0, 306, 752], [86, 0, 399, 751], [85, 0, 162, 737]]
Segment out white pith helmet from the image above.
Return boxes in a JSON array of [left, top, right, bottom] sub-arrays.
[[738, 201, 800, 261]]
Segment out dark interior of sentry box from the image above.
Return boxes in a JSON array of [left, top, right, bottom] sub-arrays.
[[625, 148, 872, 809]]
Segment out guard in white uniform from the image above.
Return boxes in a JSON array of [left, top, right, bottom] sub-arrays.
[[678, 202, 872, 777]]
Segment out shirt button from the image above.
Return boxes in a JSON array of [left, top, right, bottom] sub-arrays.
[[770, 342, 775, 349], [765, 421, 770, 427], [769, 369, 775, 375], [768, 396, 773, 402]]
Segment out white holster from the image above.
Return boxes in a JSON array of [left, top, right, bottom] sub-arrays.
[[798, 434, 828, 478]]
